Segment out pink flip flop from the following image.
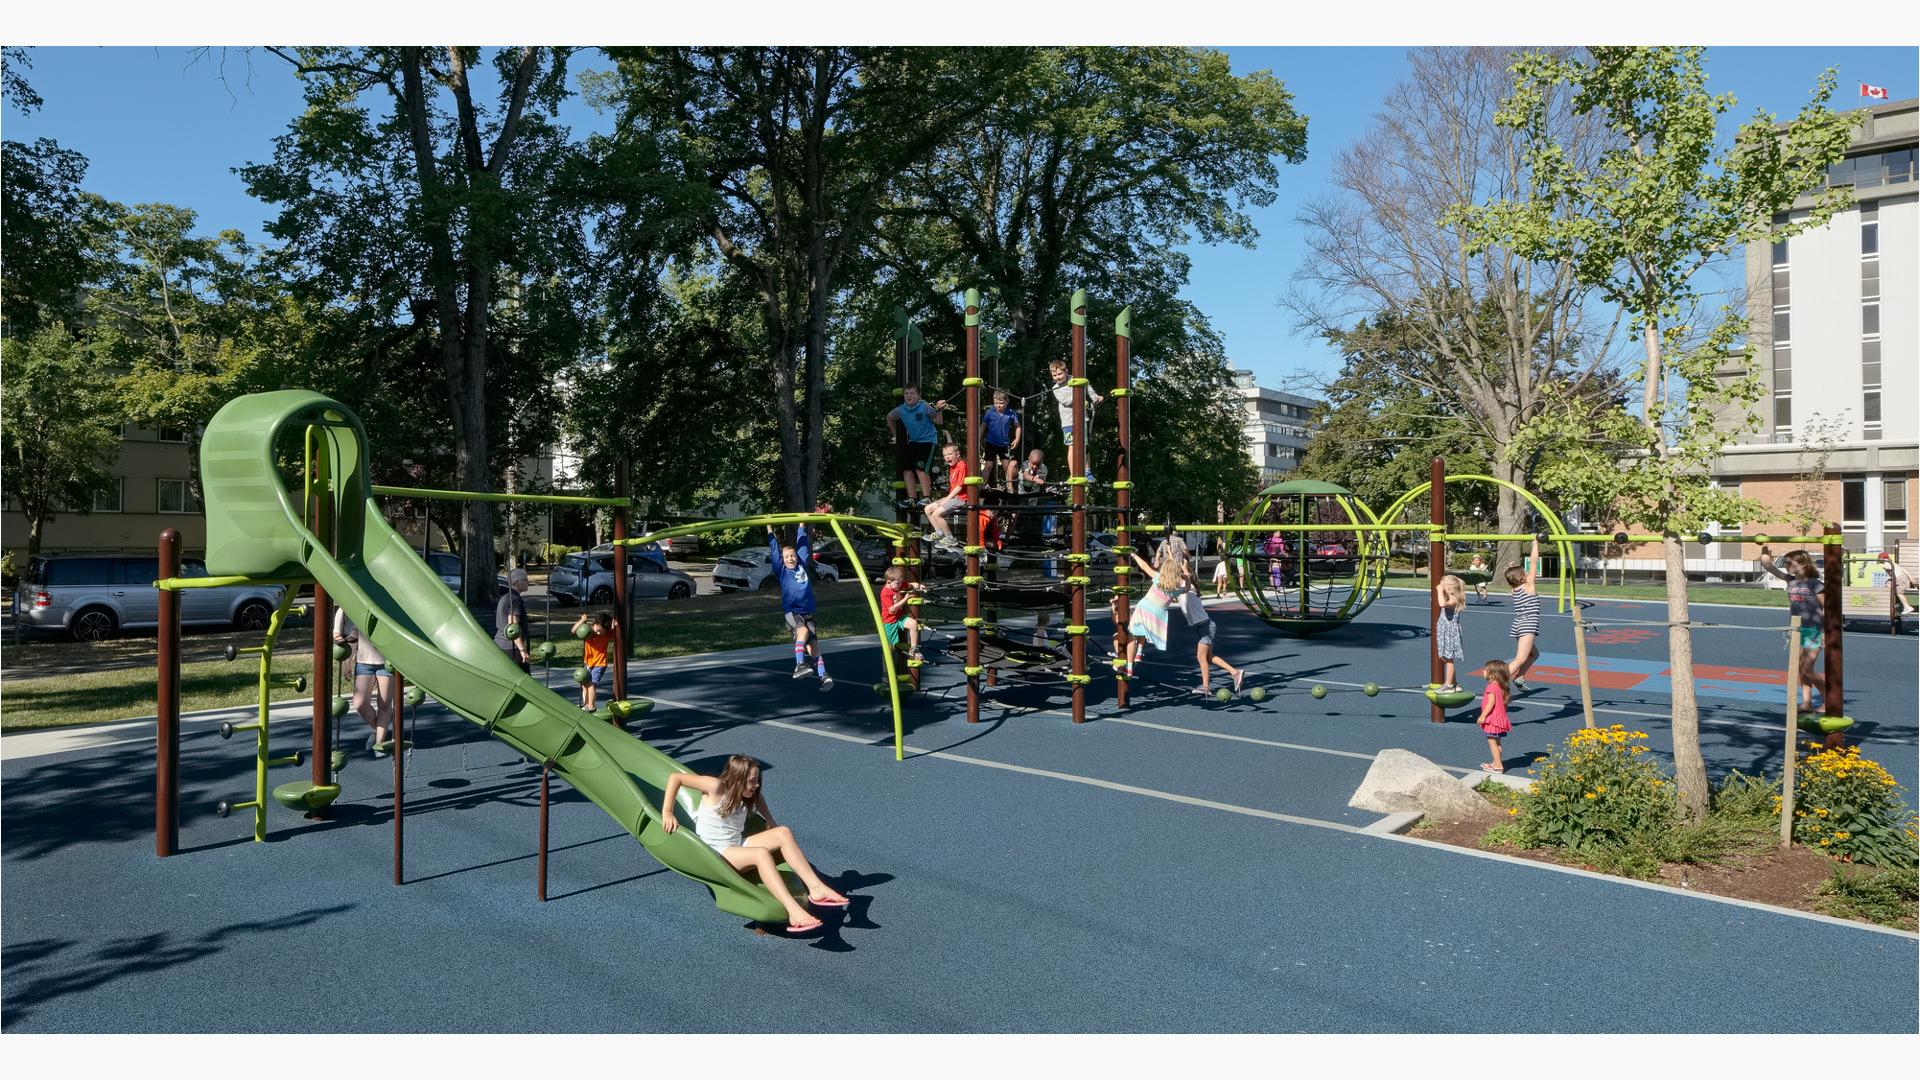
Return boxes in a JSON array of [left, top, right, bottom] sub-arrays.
[[786, 920, 825, 935], [809, 895, 851, 908]]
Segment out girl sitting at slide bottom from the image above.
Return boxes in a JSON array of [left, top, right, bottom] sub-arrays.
[[662, 755, 850, 933]]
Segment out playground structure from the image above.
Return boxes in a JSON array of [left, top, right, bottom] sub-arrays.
[[150, 391, 925, 925], [1225, 477, 1391, 636]]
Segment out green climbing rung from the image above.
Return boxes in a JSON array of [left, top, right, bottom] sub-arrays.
[[962, 376, 985, 387]]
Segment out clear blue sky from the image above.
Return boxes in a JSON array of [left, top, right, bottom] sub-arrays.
[[6, 45, 1915, 386]]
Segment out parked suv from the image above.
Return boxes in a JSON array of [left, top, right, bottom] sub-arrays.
[[550, 552, 696, 604], [12, 554, 286, 641], [712, 547, 841, 592]]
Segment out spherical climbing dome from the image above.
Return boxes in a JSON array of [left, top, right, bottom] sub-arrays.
[[1226, 479, 1388, 637]]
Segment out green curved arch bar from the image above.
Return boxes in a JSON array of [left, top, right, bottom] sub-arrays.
[[200, 390, 791, 925], [1381, 474, 1575, 613], [1224, 481, 1388, 636]]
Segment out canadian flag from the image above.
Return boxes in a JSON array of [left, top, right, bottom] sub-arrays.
[[1861, 83, 1889, 100]]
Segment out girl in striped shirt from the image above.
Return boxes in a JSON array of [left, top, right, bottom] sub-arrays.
[[1504, 537, 1541, 694]]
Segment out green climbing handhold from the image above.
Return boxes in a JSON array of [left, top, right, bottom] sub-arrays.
[[293, 675, 308, 693], [1363, 682, 1380, 697], [608, 700, 632, 719], [505, 624, 521, 640], [572, 666, 590, 685], [330, 748, 348, 773], [332, 643, 350, 661], [573, 623, 593, 641], [1311, 685, 1327, 699], [404, 686, 425, 707], [1249, 687, 1268, 703], [872, 682, 889, 695], [534, 641, 556, 662], [332, 695, 350, 717]]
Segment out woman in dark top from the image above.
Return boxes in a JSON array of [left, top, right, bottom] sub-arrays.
[[495, 567, 532, 672]]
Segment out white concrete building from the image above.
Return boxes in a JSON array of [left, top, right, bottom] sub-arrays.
[[1232, 370, 1319, 483]]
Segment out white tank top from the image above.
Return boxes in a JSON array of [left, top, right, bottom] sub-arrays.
[[692, 799, 747, 853]]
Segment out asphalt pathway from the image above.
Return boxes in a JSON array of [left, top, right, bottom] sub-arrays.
[[4, 592, 1915, 1033]]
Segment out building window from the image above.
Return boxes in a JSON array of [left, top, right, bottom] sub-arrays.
[[159, 427, 189, 443], [92, 477, 124, 514], [1862, 204, 1881, 441], [158, 479, 196, 514], [1886, 479, 1909, 547], [1827, 147, 1918, 190], [1842, 476, 1868, 553], [1771, 239, 1791, 437]]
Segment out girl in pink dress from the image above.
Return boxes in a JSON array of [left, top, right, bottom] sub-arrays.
[[1477, 659, 1513, 773]]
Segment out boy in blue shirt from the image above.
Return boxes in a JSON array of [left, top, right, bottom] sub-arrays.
[[886, 385, 948, 504], [769, 524, 833, 689], [982, 390, 1022, 492]]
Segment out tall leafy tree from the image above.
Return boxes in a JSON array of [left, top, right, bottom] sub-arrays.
[[1458, 47, 1855, 817], [2, 48, 106, 335], [587, 47, 1019, 511], [2, 328, 122, 559], [242, 46, 586, 602], [1288, 47, 1624, 570]]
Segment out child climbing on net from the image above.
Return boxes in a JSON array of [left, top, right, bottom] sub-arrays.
[[879, 566, 924, 660], [1434, 574, 1466, 692], [661, 755, 849, 935]]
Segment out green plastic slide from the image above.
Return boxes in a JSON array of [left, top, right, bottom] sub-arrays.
[[198, 391, 787, 924]]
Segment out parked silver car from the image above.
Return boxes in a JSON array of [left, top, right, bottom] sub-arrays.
[[712, 547, 840, 592], [549, 552, 695, 604], [12, 554, 285, 641]]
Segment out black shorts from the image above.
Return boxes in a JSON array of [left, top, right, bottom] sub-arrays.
[[897, 440, 936, 474], [984, 443, 1015, 465]]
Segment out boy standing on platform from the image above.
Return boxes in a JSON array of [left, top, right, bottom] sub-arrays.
[[887, 385, 948, 504], [982, 390, 1022, 492], [1048, 359, 1103, 481]]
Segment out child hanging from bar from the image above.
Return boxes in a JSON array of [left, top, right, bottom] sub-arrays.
[[1758, 545, 1827, 711], [1504, 536, 1542, 694], [768, 523, 833, 690]]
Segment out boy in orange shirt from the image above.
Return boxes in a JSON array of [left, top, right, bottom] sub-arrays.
[[572, 612, 615, 712]]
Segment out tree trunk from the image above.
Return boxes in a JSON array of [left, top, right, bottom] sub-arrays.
[[1664, 534, 1708, 819], [26, 514, 45, 562]]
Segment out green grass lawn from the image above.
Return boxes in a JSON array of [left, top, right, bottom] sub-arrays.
[[1, 583, 887, 731]]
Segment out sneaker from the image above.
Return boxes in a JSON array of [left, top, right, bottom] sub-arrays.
[[792, 665, 810, 679], [1511, 679, 1528, 694], [908, 647, 923, 660], [818, 675, 835, 691]]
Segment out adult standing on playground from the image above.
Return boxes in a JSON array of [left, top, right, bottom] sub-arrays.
[[333, 608, 395, 755], [887, 385, 948, 505], [495, 567, 532, 673]]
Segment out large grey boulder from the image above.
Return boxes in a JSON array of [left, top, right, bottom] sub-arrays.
[[1350, 749, 1497, 821]]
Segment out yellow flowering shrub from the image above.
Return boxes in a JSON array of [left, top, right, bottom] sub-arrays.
[[1779, 743, 1919, 869], [1514, 725, 1677, 854]]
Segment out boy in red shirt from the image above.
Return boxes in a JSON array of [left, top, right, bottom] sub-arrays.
[[879, 567, 924, 659], [924, 443, 968, 547], [571, 612, 615, 712]]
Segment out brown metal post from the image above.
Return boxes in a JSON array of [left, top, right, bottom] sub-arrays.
[[1114, 308, 1133, 710], [156, 528, 182, 857], [1781, 615, 1802, 850], [538, 761, 551, 901], [309, 481, 334, 819], [965, 290, 982, 724], [1822, 523, 1844, 745], [1070, 289, 1088, 723], [392, 670, 405, 885], [612, 460, 629, 713], [1429, 458, 1446, 724]]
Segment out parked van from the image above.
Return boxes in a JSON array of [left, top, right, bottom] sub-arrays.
[[11, 554, 285, 641]]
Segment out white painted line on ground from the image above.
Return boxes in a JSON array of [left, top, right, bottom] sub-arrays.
[[642, 693, 1365, 835], [1376, 829, 1920, 942]]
